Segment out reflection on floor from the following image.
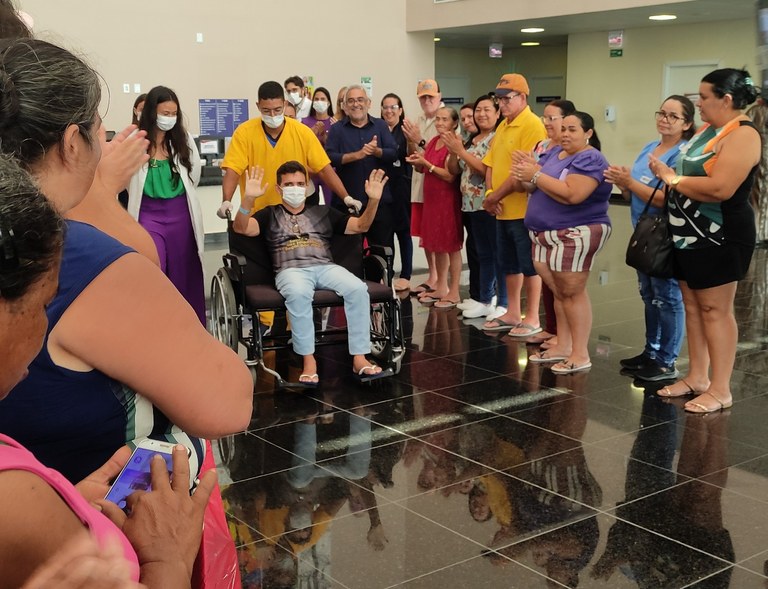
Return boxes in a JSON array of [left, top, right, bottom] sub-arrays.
[[208, 210, 768, 588]]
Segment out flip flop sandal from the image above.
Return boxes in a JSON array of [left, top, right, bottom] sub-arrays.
[[394, 279, 411, 292], [353, 364, 392, 383], [657, 379, 699, 398], [551, 361, 592, 374], [507, 323, 543, 338], [684, 391, 733, 414], [528, 351, 568, 363], [434, 299, 459, 309], [297, 373, 319, 388], [410, 283, 435, 296], [483, 319, 521, 332], [419, 296, 440, 306]]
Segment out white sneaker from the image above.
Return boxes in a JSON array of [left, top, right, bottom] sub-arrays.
[[462, 301, 495, 319], [457, 298, 479, 311], [486, 306, 507, 321]]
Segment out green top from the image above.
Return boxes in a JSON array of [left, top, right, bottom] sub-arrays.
[[143, 159, 185, 199]]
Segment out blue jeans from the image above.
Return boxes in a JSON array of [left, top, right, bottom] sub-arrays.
[[496, 218, 536, 276], [275, 264, 371, 356], [637, 270, 685, 367], [469, 211, 507, 306]]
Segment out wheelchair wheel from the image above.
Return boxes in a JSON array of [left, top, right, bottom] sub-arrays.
[[370, 301, 403, 374], [215, 433, 237, 470], [209, 268, 239, 352]]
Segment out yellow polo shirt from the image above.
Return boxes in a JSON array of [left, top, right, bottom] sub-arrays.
[[482, 106, 546, 220], [222, 117, 331, 212]]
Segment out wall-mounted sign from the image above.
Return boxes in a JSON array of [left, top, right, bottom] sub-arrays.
[[610, 49, 624, 58], [608, 30, 624, 49], [199, 99, 249, 136], [489, 43, 503, 58]]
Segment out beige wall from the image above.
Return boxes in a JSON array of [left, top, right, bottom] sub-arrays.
[[407, 0, 693, 31], [436, 44, 568, 111], [566, 18, 757, 168], [19, 0, 434, 135]]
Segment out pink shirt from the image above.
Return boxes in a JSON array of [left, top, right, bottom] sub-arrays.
[[0, 433, 140, 581]]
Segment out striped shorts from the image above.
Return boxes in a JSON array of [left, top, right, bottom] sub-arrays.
[[530, 223, 612, 272]]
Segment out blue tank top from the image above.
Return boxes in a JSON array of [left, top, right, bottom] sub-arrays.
[[0, 221, 203, 483]]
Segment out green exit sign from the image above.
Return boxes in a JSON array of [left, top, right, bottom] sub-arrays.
[[610, 49, 624, 58]]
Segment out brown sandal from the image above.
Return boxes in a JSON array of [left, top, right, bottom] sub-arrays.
[[685, 390, 733, 414], [657, 379, 699, 398]]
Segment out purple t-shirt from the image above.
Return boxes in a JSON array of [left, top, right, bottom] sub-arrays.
[[524, 146, 612, 232]]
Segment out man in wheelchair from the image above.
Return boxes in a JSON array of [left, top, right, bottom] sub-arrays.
[[232, 160, 389, 386]]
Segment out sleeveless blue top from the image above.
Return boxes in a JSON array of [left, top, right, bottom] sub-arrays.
[[0, 221, 203, 483]]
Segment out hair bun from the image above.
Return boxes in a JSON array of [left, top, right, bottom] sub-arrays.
[[742, 75, 761, 104]]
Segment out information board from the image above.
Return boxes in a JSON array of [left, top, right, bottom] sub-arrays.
[[199, 99, 249, 136]]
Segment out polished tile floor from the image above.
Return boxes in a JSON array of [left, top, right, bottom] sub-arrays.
[[208, 208, 768, 588]]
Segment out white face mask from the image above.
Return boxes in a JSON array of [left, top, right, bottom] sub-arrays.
[[156, 114, 177, 131], [288, 91, 302, 106], [262, 113, 285, 129], [281, 185, 306, 208], [313, 100, 329, 114]]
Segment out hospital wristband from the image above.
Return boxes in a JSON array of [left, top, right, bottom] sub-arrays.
[[238, 206, 251, 216]]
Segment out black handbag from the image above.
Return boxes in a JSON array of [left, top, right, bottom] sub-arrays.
[[625, 181, 675, 278]]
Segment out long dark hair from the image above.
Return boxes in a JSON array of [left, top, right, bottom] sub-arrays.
[[139, 85, 192, 178], [308, 86, 334, 119], [663, 94, 697, 140], [569, 111, 602, 151], [380, 92, 405, 124]]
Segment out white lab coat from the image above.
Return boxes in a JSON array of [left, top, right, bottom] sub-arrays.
[[127, 132, 204, 266]]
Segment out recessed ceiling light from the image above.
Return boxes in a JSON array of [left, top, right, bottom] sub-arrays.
[[521, 27, 545, 33], [521, 42, 540, 47], [649, 14, 677, 21], [433, 36, 441, 42]]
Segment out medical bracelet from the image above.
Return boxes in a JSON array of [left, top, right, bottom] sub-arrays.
[[238, 206, 251, 216], [531, 170, 542, 185], [429, 164, 435, 174]]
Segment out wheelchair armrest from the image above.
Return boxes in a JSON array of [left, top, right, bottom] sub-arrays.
[[223, 252, 247, 268], [363, 245, 395, 286], [222, 252, 247, 310]]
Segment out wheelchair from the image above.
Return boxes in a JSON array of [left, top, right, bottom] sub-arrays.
[[208, 214, 405, 389]]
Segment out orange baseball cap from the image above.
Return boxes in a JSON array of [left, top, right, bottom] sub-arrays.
[[495, 73, 530, 96], [416, 79, 440, 97]]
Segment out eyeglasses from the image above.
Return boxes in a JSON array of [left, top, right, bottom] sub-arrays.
[[540, 115, 563, 123], [654, 111, 684, 123], [381, 105, 400, 111], [346, 97, 368, 106], [498, 93, 521, 103]]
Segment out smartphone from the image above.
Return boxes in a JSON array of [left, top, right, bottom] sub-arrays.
[[104, 438, 186, 510]]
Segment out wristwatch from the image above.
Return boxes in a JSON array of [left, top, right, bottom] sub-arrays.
[[418, 139, 426, 148]]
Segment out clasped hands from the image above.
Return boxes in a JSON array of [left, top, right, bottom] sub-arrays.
[[509, 149, 540, 184]]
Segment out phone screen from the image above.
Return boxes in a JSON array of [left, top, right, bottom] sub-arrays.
[[104, 447, 174, 509]]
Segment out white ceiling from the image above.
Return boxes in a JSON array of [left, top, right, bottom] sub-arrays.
[[434, 0, 757, 48]]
